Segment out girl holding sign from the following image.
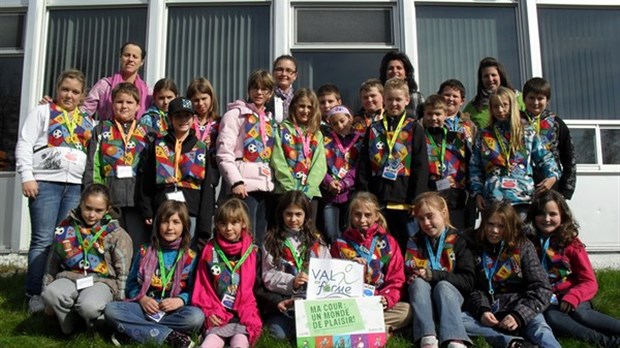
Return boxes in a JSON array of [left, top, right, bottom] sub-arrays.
[[104, 200, 203, 347], [261, 191, 331, 341], [84, 82, 156, 247], [406, 192, 475, 348], [41, 184, 132, 334], [139, 97, 213, 242], [331, 191, 412, 334], [192, 198, 262, 348]]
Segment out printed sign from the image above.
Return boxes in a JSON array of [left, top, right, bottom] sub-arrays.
[[306, 258, 364, 300]]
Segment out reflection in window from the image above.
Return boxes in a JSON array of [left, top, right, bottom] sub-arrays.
[[416, 5, 521, 99], [167, 5, 270, 115], [296, 8, 393, 44], [0, 57, 23, 171], [45, 8, 147, 95], [538, 8, 620, 120], [569, 128, 597, 165], [600, 129, 620, 165], [293, 51, 388, 111], [0, 13, 25, 48]]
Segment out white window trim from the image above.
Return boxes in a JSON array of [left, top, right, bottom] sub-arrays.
[[46, 0, 147, 6], [565, 120, 620, 173]]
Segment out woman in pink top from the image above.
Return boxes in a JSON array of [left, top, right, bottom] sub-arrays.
[[82, 42, 151, 121]]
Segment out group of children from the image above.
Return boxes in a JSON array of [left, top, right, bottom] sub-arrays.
[[17, 52, 620, 348]]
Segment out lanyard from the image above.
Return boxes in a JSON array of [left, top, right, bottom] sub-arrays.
[[257, 111, 271, 160], [446, 115, 460, 132], [73, 221, 106, 275], [493, 126, 512, 170], [157, 248, 184, 298], [293, 123, 312, 166], [173, 138, 183, 183], [283, 238, 306, 271], [158, 109, 169, 130], [425, 229, 447, 271], [482, 241, 504, 296], [539, 236, 551, 271], [526, 113, 541, 134], [331, 131, 361, 158], [351, 236, 379, 264], [61, 107, 80, 144], [426, 127, 448, 174], [213, 241, 253, 276], [193, 117, 213, 143], [382, 112, 407, 160], [114, 120, 137, 165]]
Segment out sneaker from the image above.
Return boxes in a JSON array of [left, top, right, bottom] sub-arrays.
[[165, 330, 195, 348], [28, 295, 45, 314], [447, 341, 468, 348], [111, 332, 132, 347], [420, 335, 439, 348]]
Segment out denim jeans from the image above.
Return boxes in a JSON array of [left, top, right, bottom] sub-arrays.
[[544, 301, 620, 347], [266, 313, 296, 341], [409, 279, 471, 345], [244, 192, 272, 246], [104, 301, 204, 344], [322, 202, 348, 245], [462, 311, 560, 348], [26, 181, 81, 296]]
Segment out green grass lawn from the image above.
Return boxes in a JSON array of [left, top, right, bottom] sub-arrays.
[[1, 268, 618, 348]]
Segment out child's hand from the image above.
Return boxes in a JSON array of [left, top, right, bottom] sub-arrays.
[[328, 180, 341, 194], [159, 297, 184, 312], [145, 218, 153, 225], [380, 296, 388, 309], [536, 176, 557, 194], [481, 312, 499, 327], [232, 184, 248, 198], [417, 268, 432, 282], [39, 95, 52, 105], [139, 296, 160, 315], [293, 272, 309, 290], [352, 257, 367, 265], [498, 314, 519, 331], [277, 298, 295, 312], [22, 181, 39, 198], [208, 314, 222, 327], [560, 301, 575, 313], [476, 195, 487, 210]]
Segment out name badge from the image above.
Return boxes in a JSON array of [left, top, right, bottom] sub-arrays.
[[500, 177, 517, 189], [221, 293, 236, 310], [382, 166, 398, 181], [116, 165, 133, 178], [166, 190, 186, 202], [363, 284, 376, 297], [259, 164, 271, 177], [550, 293, 558, 305], [435, 178, 451, 191], [147, 311, 166, 322], [76, 276, 94, 290], [337, 167, 348, 179]]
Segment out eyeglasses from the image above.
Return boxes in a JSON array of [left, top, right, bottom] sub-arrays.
[[274, 67, 296, 74]]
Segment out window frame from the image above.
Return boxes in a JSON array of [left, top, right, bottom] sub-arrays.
[[565, 120, 620, 173]]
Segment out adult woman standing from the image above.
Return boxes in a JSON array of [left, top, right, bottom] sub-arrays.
[[82, 42, 151, 121], [464, 57, 525, 129], [16, 69, 95, 313], [379, 50, 425, 118]]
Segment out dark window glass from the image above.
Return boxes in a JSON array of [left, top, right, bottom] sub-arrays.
[[600, 128, 620, 164], [0, 13, 25, 48], [569, 128, 597, 164], [0, 56, 24, 171], [296, 8, 392, 44]]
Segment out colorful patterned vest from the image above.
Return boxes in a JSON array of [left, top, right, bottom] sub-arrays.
[[51, 214, 119, 276], [425, 128, 468, 189], [324, 132, 363, 180], [524, 110, 560, 163], [193, 118, 219, 153], [142, 106, 169, 134], [280, 123, 320, 185], [479, 124, 530, 177], [334, 232, 394, 288], [47, 103, 93, 152], [137, 245, 196, 298], [367, 117, 416, 177], [533, 236, 572, 289], [154, 136, 207, 189], [405, 232, 458, 274], [99, 121, 150, 177], [204, 244, 257, 301], [476, 246, 524, 294], [243, 113, 275, 163], [275, 238, 325, 276]]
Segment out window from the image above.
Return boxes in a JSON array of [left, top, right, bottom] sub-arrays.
[[569, 128, 597, 165], [416, 5, 522, 99], [293, 51, 388, 110], [45, 8, 148, 96], [166, 5, 270, 115], [295, 7, 393, 44], [0, 12, 25, 172], [538, 7, 620, 120], [600, 128, 620, 164]]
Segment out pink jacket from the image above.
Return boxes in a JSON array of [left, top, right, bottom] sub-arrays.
[[216, 100, 275, 193], [553, 237, 598, 309], [82, 73, 151, 121]]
